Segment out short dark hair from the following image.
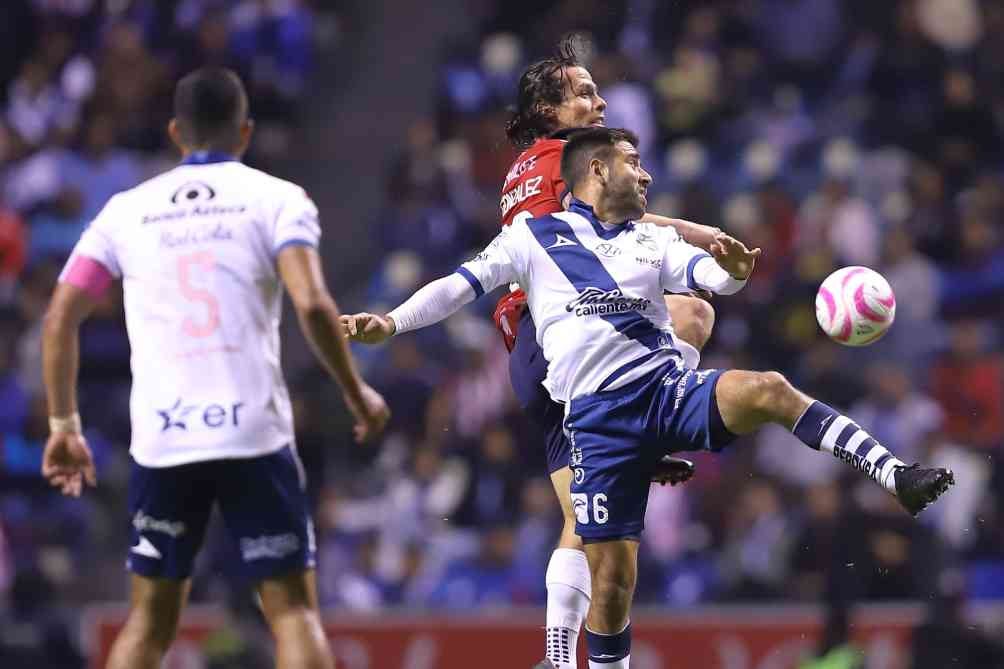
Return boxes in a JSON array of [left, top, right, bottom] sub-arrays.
[[173, 67, 248, 149], [504, 35, 582, 149], [560, 127, 639, 189]]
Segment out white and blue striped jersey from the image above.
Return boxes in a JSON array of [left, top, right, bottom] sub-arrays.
[[455, 199, 746, 403]]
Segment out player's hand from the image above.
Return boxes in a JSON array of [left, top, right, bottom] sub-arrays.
[[42, 431, 97, 497], [709, 232, 761, 280], [341, 313, 395, 344], [345, 383, 390, 443]]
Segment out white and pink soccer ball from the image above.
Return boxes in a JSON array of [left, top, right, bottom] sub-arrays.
[[815, 266, 896, 346]]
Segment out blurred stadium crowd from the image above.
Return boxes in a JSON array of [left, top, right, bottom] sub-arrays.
[[2, 0, 1004, 666]]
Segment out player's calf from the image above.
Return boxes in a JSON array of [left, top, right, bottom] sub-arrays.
[[583, 539, 636, 668], [106, 575, 188, 669]]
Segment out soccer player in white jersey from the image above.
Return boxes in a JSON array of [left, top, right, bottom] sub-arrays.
[[40, 68, 389, 669], [343, 127, 954, 669]]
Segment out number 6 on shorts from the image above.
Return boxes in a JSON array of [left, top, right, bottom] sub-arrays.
[[571, 492, 609, 525]]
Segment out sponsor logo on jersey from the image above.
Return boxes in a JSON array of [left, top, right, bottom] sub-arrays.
[[240, 533, 301, 561], [635, 255, 662, 269], [156, 398, 245, 431], [143, 204, 247, 225], [159, 222, 234, 248], [566, 287, 651, 317], [594, 242, 622, 258], [133, 511, 186, 537], [170, 181, 216, 204], [500, 175, 543, 217], [635, 231, 658, 252]]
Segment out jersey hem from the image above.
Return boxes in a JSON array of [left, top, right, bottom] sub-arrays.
[[128, 438, 293, 468]]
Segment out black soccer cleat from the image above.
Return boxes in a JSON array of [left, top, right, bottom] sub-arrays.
[[894, 464, 954, 516], [531, 660, 556, 669], [652, 455, 696, 486]]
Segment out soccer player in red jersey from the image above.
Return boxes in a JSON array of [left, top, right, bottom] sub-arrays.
[[495, 39, 725, 669]]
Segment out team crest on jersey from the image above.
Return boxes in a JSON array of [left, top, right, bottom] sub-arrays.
[[594, 242, 622, 258], [566, 287, 651, 316]]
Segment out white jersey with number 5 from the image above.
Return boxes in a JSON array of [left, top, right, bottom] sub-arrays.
[[62, 155, 320, 467]]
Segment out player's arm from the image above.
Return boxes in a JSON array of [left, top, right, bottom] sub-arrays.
[[277, 245, 389, 442], [661, 232, 761, 295], [42, 259, 110, 497], [641, 213, 722, 250], [344, 229, 520, 344]]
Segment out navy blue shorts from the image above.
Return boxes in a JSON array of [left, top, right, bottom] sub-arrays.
[[127, 445, 316, 581], [566, 362, 731, 542], [509, 310, 569, 474]]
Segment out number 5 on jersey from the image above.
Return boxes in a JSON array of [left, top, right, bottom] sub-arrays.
[[571, 492, 608, 525], [177, 251, 220, 338]]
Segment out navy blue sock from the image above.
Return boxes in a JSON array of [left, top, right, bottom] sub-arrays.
[[586, 622, 631, 666], [792, 400, 839, 450]]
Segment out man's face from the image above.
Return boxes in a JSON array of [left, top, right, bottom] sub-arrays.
[[552, 66, 607, 130], [603, 140, 651, 220]]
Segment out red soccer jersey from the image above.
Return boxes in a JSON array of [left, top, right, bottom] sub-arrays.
[[499, 138, 567, 227]]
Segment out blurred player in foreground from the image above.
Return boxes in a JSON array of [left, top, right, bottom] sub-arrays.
[[40, 67, 389, 669], [343, 127, 954, 669], [497, 37, 725, 668]]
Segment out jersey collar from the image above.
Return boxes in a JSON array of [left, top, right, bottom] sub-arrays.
[[567, 197, 635, 240], [180, 151, 238, 166]]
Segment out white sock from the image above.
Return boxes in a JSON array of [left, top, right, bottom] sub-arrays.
[[545, 548, 591, 669], [589, 658, 629, 669]]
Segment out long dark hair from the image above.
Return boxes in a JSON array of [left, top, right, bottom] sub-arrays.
[[504, 35, 582, 149]]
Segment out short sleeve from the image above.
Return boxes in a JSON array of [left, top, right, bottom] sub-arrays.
[[66, 195, 122, 278], [659, 234, 712, 294], [272, 185, 320, 255], [455, 226, 520, 297]]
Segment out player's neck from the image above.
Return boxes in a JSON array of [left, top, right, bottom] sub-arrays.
[[569, 193, 631, 227], [179, 149, 239, 165]]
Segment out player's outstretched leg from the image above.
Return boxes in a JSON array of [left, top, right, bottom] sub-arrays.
[[542, 466, 592, 669], [257, 569, 333, 669], [715, 371, 954, 515], [106, 575, 189, 669], [582, 539, 638, 669]]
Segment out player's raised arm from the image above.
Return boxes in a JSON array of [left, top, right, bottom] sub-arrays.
[[641, 212, 723, 250], [277, 244, 389, 442], [345, 227, 522, 344]]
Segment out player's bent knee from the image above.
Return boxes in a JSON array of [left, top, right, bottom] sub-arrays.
[[667, 295, 716, 351], [754, 371, 792, 409]]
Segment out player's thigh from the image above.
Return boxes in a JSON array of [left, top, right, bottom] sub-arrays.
[[257, 568, 322, 620], [656, 366, 738, 453], [127, 458, 215, 580], [215, 445, 316, 582], [664, 293, 715, 353], [582, 539, 639, 590], [549, 466, 579, 525]]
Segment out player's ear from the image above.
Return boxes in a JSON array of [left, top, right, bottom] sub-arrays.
[[237, 119, 254, 156], [590, 157, 608, 184], [167, 119, 184, 153]]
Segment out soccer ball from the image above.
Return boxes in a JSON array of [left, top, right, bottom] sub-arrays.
[[815, 266, 896, 346]]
